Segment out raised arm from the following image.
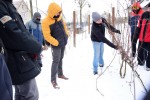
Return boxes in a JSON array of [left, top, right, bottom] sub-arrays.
[[102, 18, 121, 34]]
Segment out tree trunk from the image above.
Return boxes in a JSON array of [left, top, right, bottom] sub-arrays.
[[29, 0, 33, 18], [80, 8, 82, 27]]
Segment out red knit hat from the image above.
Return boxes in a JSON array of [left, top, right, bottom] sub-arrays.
[[132, 2, 141, 10]]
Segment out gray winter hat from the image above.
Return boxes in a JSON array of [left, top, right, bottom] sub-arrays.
[[92, 12, 102, 22], [33, 12, 41, 19], [33, 12, 41, 24]]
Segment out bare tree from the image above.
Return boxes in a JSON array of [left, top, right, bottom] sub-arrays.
[[75, 0, 91, 27], [95, 1, 148, 100], [29, 0, 33, 17]]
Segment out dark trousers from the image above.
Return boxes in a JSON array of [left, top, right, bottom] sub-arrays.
[[143, 88, 150, 100], [15, 78, 39, 100], [51, 46, 65, 82], [37, 54, 42, 67], [0, 54, 13, 100], [131, 32, 138, 57], [137, 42, 150, 68]]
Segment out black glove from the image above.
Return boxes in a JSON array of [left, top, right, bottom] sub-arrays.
[[115, 30, 121, 34], [38, 63, 43, 67], [114, 45, 118, 50], [28, 53, 38, 60]]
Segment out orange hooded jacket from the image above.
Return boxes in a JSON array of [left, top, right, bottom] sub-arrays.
[[41, 2, 69, 46]]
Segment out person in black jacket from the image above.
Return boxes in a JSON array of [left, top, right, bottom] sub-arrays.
[[91, 12, 120, 75], [0, 0, 42, 100], [136, 2, 150, 71], [0, 38, 13, 100]]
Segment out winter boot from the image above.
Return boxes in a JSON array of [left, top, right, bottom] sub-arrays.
[[58, 75, 69, 80], [93, 71, 98, 75], [99, 64, 104, 67], [146, 67, 150, 71], [51, 80, 60, 89]]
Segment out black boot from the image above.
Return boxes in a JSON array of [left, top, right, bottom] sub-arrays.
[[93, 71, 98, 75]]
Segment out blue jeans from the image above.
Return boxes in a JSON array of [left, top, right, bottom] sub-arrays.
[[92, 42, 104, 71]]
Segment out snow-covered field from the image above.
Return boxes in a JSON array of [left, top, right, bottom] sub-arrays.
[[36, 33, 150, 100]]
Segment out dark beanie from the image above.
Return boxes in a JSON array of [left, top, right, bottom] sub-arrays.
[[92, 12, 102, 22], [33, 12, 41, 19], [32, 12, 41, 24]]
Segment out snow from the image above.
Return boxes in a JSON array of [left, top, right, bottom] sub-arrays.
[[36, 32, 150, 100]]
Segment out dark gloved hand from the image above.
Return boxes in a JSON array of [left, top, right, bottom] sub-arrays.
[[33, 54, 38, 59], [114, 45, 119, 50], [38, 63, 43, 67], [28, 54, 38, 59], [115, 30, 121, 34]]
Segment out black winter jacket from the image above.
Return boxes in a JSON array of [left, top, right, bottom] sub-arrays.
[[0, 38, 13, 100], [50, 20, 68, 48], [91, 18, 119, 49], [0, 1, 42, 85]]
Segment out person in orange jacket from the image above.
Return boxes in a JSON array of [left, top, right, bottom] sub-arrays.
[[42, 2, 69, 89]]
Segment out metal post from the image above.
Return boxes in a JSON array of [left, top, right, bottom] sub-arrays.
[[88, 14, 90, 34], [112, 7, 115, 43], [29, 0, 33, 18], [112, 7, 115, 29], [108, 13, 111, 34], [36, 0, 38, 12], [73, 11, 76, 47]]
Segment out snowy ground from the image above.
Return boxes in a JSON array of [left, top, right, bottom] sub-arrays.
[[36, 33, 150, 100]]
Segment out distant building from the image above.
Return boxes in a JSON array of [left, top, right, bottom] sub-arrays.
[[13, 0, 31, 23]]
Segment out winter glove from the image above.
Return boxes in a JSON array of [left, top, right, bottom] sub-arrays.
[[115, 30, 121, 34], [114, 45, 119, 50], [38, 63, 43, 67], [28, 54, 38, 60], [33, 54, 38, 59]]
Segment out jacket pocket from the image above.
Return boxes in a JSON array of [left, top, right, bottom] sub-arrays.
[[14, 51, 37, 73]]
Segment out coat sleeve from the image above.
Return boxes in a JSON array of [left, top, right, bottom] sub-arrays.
[[41, 18, 59, 46], [93, 31, 116, 49], [25, 21, 30, 30], [0, 2, 42, 54], [102, 37, 116, 49], [25, 21, 33, 34], [135, 16, 142, 38], [102, 18, 119, 33]]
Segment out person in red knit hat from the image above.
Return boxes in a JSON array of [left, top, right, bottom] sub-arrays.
[[136, 2, 150, 71], [128, 2, 144, 58]]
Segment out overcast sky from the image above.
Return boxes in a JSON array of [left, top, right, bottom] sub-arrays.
[[13, 0, 119, 15], [13, 0, 130, 22]]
